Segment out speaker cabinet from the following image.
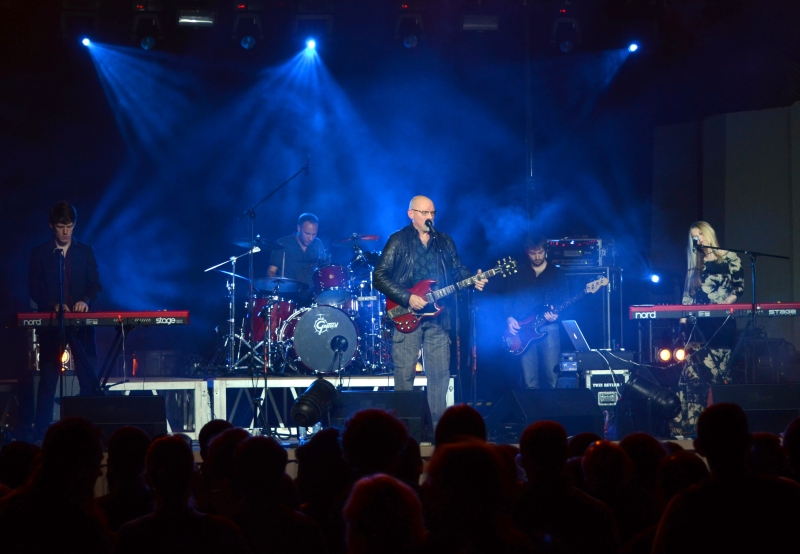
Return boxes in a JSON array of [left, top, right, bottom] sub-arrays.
[[486, 389, 604, 443], [330, 391, 433, 443], [710, 385, 800, 434], [62, 395, 168, 446]]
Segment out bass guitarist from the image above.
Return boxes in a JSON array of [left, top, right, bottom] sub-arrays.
[[504, 235, 569, 389], [373, 195, 487, 424]]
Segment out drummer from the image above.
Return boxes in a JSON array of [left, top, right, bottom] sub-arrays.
[[267, 213, 327, 286]]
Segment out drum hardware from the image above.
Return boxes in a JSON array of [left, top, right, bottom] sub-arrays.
[[252, 276, 310, 294], [232, 235, 284, 251], [203, 248, 262, 373], [278, 305, 360, 374], [332, 233, 380, 245]]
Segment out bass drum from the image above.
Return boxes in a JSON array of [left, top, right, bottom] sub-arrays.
[[278, 305, 359, 373]]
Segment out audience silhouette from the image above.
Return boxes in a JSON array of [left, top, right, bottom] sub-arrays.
[[0, 417, 112, 553], [114, 435, 250, 554], [95, 426, 153, 531], [5, 402, 800, 554], [344, 473, 427, 554], [653, 402, 800, 553], [514, 421, 619, 554]]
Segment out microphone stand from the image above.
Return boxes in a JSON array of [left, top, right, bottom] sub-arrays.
[[704, 243, 789, 384], [57, 250, 66, 418], [237, 161, 308, 437]]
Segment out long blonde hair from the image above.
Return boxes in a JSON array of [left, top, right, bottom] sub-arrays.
[[685, 221, 724, 298]]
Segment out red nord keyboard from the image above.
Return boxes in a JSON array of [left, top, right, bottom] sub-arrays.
[[16, 311, 190, 327]]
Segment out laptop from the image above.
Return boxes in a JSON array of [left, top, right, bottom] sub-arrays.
[[562, 320, 592, 352]]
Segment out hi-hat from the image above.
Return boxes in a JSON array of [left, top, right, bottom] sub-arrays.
[[232, 236, 284, 250], [253, 277, 310, 293], [333, 233, 379, 246]]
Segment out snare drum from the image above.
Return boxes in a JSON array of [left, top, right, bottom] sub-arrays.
[[313, 265, 351, 307], [250, 296, 296, 343], [278, 305, 359, 373]]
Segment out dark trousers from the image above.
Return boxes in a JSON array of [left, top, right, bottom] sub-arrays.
[[35, 327, 98, 435]]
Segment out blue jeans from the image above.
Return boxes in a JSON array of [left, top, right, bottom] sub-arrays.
[[392, 321, 450, 423], [520, 323, 560, 389]]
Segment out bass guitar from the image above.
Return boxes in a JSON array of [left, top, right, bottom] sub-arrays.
[[501, 277, 608, 355], [387, 258, 517, 333]]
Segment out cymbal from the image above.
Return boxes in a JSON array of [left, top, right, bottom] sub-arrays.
[[252, 277, 310, 293], [333, 234, 380, 246], [232, 236, 284, 250], [214, 270, 250, 282]]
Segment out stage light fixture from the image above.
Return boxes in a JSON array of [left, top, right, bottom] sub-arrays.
[[306, 38, 316, 49], [650, 274, 660, 283], [628, 43, 639, 52], [291, 377, 337, 428], [81, 37, 91, 46], [552, 17, 581, 53], [622, 375, 681, 420], [140, 36, 156, 49], [657, 348, 671, 362], [673, 348, 686, 362]]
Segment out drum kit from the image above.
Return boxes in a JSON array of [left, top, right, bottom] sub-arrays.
[[203, 233, 392, 376]]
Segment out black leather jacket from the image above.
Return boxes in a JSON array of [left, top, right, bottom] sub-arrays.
[[373, 224, 472, 313]]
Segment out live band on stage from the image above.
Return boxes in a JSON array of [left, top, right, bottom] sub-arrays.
[[14, 199, 797, 441]]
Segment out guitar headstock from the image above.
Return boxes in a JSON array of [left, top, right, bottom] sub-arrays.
[[585, 277, 609, 293], [496, 257, 517, 277]]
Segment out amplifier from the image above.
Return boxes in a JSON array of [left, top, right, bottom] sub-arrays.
[[548, 238, 615, 267], [576, 350, 635, 371]]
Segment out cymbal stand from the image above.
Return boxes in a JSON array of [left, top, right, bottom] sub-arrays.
[[237, 159, 308, 435], [204, 249, 260, 371]]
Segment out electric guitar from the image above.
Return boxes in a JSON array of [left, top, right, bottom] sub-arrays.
[[387, 258, 517, 333], [501, 277, 609, 355]]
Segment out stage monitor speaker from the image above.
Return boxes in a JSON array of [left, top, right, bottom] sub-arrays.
[[330, 391, 433, 443], [710, 385, 800, 434], [486, 389, 604, 443], [62, 395, 168, 446]]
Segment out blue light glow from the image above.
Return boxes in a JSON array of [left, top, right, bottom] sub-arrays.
[[81, 38, 91, 46], [628, 43, 639, 53], [306, 38, 316, 50], [650, 274, 660, 283]]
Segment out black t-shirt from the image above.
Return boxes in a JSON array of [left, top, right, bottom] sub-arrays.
[[503, 261, 569, 321], [268, 234, 326, 285]]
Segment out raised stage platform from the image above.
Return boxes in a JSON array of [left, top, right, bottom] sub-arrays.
[[109, 375, 454, 440]]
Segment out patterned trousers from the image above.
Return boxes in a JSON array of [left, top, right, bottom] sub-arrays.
[[392, 320, 451, 424]]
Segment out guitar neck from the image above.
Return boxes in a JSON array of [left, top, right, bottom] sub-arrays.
[[429, 267, 502, 302]]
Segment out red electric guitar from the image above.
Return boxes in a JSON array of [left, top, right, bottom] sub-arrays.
[[387, 258, 517, 333], [501, 277, 608, 355]]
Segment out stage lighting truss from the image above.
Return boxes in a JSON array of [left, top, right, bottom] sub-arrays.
[[177, 0, 219, 27], [462, 14, 498, 32], [233, 1, 264, 50], [132, 2, 165, 50]]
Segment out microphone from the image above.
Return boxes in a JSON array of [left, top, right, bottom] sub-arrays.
[[691, 236, 699, 253], [425, 219, 435, 235], [303, 156, 310, 176], [330, 335, 348, 353]]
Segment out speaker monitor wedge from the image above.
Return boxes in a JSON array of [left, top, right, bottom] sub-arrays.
[[710, 384, 800, 434], [329, 390, 433, 443], [61, 395, 168, 446], [485, 388, 604, 443]]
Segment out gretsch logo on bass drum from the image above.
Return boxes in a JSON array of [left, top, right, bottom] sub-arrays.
[[314, 315, 339, 335], [634, 312, 657, 319]]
